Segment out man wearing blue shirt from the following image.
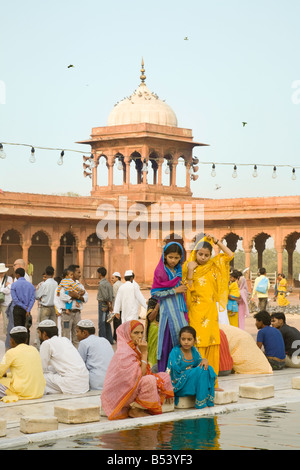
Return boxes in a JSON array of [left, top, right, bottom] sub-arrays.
[[11, 268, 36, 344], [254, 310, 286, 370]]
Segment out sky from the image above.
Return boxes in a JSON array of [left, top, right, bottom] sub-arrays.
[[1, 0, 300, 199]]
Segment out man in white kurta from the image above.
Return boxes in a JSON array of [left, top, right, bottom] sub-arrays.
[[38, 319, 89, 395], [113, 271, 147, 323]]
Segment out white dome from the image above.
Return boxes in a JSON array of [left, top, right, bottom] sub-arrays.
[[107, 82, 178, 127]]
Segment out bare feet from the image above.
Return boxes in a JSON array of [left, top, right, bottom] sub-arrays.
[[128, 408, 150, 418]]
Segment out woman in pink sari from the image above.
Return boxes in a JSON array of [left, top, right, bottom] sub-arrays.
[[235, 271, 250, 329], [101, 320, 174, 420]]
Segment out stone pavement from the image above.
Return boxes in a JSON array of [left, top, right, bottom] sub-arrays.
[[0, 288, 300, 449]]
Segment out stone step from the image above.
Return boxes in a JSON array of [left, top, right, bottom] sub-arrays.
[[54, 404, 100, 424], [20, 416, 58, 434], [239, 383, 274, 400]]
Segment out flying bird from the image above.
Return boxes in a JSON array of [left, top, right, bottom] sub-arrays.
[[184, 36, 188, 40], [67, 64, 75, 68], [215, 184, 221, 190], [242, 121, 247, 127]]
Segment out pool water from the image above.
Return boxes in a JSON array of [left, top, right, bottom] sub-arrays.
[[28, 403, 300, 450]]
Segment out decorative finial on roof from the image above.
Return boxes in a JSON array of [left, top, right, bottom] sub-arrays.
[[140, 57, 146, 84]]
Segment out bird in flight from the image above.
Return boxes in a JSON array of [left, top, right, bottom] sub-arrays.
[[215, 184, 221, 190], [184, 36, 188, 40], [242, 121, 247, 127], [67, 64, 75, 68]]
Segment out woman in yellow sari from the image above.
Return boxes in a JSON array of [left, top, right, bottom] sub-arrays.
[[276, 274, 290, 307], [182, 234, 234, 389]]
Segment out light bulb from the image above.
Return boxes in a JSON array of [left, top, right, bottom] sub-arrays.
[[252, 165, 258, 177], [142, 159, 148, 172], [211, 164, 216, 177], [117, 159, 123, 170], [57, 150, 64, 166], [292, 168, 296, 180], [232, 165, 237, 178], [29, 147, 36, 163], [189, 166, 194, 175], [89, 158, 95, 170], [0, 143, 6, 159], [272, 166, 277, 179], [165, 165, 170, 174]]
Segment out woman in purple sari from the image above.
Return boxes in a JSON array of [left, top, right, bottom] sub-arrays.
[[151, 242, 188, 372]]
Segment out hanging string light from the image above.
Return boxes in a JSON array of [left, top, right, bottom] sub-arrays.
[[0, 143, 6, 159], [29, 147, 36, 163], [0, 142, 299, 184], [57, 150, 64, 166], [252, 164, 258, 178], [232, 165, 237, 178]]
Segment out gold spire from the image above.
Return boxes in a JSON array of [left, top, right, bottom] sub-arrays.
[[140, 57, 146, 84]]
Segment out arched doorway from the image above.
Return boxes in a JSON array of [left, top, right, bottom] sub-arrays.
[[56, 232, 78, 277], [29, 231, 51, 284], [84, 233, 104, 279], [0, 229, 22, 276]]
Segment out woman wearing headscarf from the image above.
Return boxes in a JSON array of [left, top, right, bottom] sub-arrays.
[[100, 320, 174, 420], [151, 242, 188, 372], [182, 234, 234, 388]]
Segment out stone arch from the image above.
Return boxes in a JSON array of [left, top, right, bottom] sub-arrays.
[[222, 232, 242, 268], [97, 153, 109, 186], [0, 229, 23, 273], [29, 230, 52, 283], [83, 232, 105, 279], [283, 231, 300, 281], [56, 231, 78, 276]]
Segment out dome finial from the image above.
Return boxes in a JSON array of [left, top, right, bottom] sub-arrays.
[[140, 57, 146, 84]]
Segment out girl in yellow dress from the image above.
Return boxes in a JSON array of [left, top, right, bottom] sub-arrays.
[[182, 234, 234, 389], [276, 273, 290, 307], [227, 272, 241, 327]]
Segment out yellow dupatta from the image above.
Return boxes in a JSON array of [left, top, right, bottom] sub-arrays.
[[182, 236, 233, 348]]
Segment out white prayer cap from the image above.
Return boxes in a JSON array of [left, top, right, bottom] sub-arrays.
[[38, 319, 56, 328], [10, 326, 27, 334], [112, 272, 121, 278], [124, 270, 133, 277], [77, 319, 94, 328]]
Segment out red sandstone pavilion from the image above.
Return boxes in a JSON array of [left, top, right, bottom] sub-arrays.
[[0, 61, 300, 285]]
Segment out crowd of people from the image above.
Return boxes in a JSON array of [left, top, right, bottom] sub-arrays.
[[0, 236, 300, 419]]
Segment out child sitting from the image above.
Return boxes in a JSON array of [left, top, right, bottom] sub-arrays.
[[227, 272, 240, 327], [167, 326, 216, 409]]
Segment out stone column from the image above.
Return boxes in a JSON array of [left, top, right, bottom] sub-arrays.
[[171, 158, 178, 187], [106, 156, 115, 188], [92, 153, 98, 190], [50, 243, 59, 274], [157, 157, 164, 185], [124, 156, 131, 187], [185, 161, 191, 190], [277, 249, 283, 275], [103, 240, 111, 277]]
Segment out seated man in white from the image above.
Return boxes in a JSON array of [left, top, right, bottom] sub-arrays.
[[76, 319, 114, 390], [37, 319, 89, 395]]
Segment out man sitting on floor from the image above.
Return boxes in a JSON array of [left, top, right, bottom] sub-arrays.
[[0, 326, 45, 402], [254, 310, 286, 370], [271, 312, 300, 368], [38, 319, 89, 395], [76, 319, 114, 390]]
